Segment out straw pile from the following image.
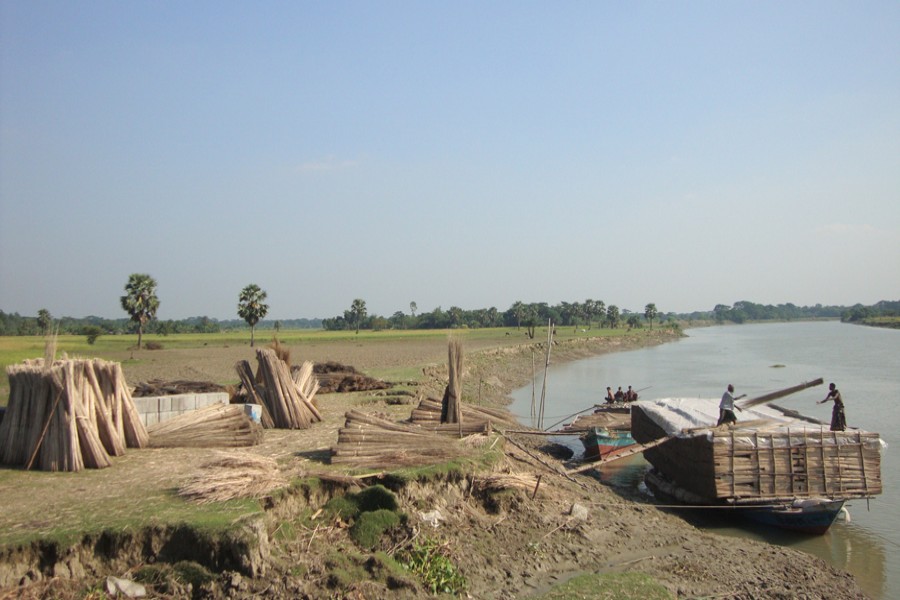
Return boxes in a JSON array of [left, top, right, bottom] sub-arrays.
[[472, 473, 540, 494], [147, 403, 263, 448], [0, 358, 148, 472], [178, 453, 285, 503], [332, 410, 487, 469], [233, 349, 321, 429]]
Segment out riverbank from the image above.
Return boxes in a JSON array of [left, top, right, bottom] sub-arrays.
[[0, 327, 869, 598]]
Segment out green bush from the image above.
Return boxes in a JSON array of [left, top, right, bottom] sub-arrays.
[[355, 484, 398, 513], [324, 495, 360, 521], [349, 509, 401, 549]]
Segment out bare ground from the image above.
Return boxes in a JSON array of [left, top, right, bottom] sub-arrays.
[[0, 331, 868, 599]]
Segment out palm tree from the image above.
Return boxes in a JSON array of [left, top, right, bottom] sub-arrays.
[[606, 304, 620, 329], [644, 303, 658, 330], [409, 301, 417, 318], [238, 284, 269, 347], [37, 309, 52, 336], [350, 298, 367, 334], [511, 301, 525, 330], [120, 273, 159, 350]]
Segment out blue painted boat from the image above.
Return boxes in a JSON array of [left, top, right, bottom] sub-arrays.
[[740, 498, 846, 535], [580, 426, 635, 461], [645, 468, 847, 535]]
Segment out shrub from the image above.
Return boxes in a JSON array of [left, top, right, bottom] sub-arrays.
[[355, 485, 398, 513], [349, 509, 401, 549]]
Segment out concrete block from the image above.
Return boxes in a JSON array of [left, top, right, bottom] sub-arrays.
[[144, 412, 159, 427]]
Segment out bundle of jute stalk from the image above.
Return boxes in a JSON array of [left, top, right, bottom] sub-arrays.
[[147, 403, 263, 448], [332, 409, 486, 469], [410, 397, 519, 432], [0, 358, 148, 472], [233, 349, 321, 429]]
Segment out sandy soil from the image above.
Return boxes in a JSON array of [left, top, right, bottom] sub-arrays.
[[0, 331, 869, 599]]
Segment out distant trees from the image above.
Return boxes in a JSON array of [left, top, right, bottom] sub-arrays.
[[120, 273, 159, 350], [606, 305, 620, 329], [644, 303, 658, 330], [237, 284, 269, 347], [409, 301, 417, 318]]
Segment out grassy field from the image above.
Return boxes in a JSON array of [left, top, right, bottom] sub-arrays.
[[0, 326, 642, 405]]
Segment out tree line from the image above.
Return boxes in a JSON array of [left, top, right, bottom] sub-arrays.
[[2, 271, 897, 339], [322, 299, 667, 337]]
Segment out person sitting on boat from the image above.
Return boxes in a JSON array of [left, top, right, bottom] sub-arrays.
[[625, 385, 638, 402], [605, 386, 615, 404], [817, 382, 847, 431], [717, 384, 744, 426], [614, 387, 625, 402]]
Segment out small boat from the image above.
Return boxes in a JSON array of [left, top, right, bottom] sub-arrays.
[[580, 427, 635, 461]]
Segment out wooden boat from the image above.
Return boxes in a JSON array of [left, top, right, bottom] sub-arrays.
[[645, 468, 848, 535], [631, 380, 883, 535], [580, 427, 635, 461]]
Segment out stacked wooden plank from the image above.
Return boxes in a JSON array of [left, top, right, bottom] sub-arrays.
[[332, 410, 485, 469], [148, 403, 263, 448], [0, 358, 148, 472], [233, 349, 321, 429], [410, 397, 518, 433]]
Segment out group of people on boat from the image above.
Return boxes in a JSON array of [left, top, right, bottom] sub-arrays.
[[604, 385, 639, 404], [717, 382, 847, 431]]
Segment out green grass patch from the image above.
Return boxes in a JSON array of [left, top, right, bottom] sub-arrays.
[[525, 572, 673, 600], [397, 537, 467, 595], [0, 465, 262, 548]]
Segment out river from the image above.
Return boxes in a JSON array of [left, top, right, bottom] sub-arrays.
[[509, 321, 899, 599]]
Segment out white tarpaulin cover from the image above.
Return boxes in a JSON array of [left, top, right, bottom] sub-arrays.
[[633, 398, 885, 451]]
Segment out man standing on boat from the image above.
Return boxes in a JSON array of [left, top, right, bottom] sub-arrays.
[[717, 384, 744, 426], [817, 382, 847, 431]]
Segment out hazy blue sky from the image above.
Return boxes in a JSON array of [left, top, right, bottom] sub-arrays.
[[2, 1, 898, 321]]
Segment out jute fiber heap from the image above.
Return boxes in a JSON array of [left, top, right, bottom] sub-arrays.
[[178, 453, 286, 503], [332, 410, 486, 469], [233, 349, 321, 429], [0, 358, 148, 472], [148, 403, 263, 448]]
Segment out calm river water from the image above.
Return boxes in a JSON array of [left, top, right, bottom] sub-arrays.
[[509, 321, 899, 600]]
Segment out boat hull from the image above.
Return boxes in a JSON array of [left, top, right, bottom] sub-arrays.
[[645, 469, 845, 535], [580, 427, 635, 461], [740, 500, 845, 535]]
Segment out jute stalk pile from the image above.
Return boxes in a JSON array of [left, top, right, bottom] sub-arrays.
[[233, 349, 321, 429], [0, 358, 148, 472], [332, 409, 488, 469], [178, 453, 286, 503], [410, 398, 518, 433], [148, 403, 263, 448]]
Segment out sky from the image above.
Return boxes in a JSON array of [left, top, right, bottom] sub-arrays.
[[1, 1, 898, 321]]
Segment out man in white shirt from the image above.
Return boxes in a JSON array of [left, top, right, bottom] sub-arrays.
[[717, 384, 743, 426]]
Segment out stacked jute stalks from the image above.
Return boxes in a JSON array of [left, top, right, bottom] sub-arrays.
[[233, 349, 321, 429], [332, 409, 489, 469], [148, 403, 263, 448], [410, 398, 519, 433], [0, 358, 148, 472]]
